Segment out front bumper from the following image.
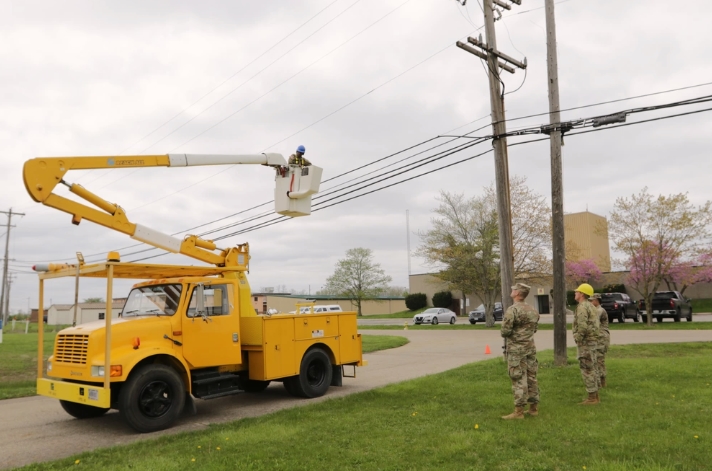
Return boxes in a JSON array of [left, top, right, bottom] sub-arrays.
[[37, 378, 111, 408]]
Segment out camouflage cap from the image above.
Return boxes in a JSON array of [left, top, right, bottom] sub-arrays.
[[590, 293, 602, 300], [511, 283, 531, 295]]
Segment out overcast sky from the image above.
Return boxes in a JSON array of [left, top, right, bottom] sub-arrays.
[[2, 0, 711, 313]]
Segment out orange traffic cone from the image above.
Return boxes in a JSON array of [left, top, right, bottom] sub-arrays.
[[485, 345, 491, 354]]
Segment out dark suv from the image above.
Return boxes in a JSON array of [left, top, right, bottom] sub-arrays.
[[468, 303, 503, 324], [600, 293, 640, 323]]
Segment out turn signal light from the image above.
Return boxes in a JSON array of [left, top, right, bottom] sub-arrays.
[[132, 337, 140, 349], [110, 365, 123, 377]]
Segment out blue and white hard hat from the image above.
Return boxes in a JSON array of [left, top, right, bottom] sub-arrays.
[[296, 145, 306, 154]]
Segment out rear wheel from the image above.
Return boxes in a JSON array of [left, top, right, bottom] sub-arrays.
[[59, 400, 109, 419], [619, 311, 626, 323], [118, 364, 185, 433], [633, 310, 640, 322], [656, 316, 663, 323], [285, 348, 333, 398], [449, 317, 456, 324], [674, 309, 681, 322], [432, 317, 439, 325]]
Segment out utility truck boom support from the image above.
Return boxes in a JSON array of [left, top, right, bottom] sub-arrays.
[[26, 151, 363, 433]]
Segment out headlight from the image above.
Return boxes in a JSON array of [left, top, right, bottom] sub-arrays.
[[91, 366, 105, 377]]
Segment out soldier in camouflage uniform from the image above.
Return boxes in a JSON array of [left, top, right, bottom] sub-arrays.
[[500, 282, 541, 419], [573, 283, 601, 404], [590, 294, 610, 388]]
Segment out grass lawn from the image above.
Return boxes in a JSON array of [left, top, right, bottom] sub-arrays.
[[0, 333, 404, 400], [362, 308, 426, 319], [361, 334, 409, 353], [19, 342, 712, 471], [691, 298, 712, 313], [359, 321, 712, 331], [0, 331, 56, 400]]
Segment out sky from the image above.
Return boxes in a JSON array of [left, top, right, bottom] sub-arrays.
[[1, 0, 711, 314]]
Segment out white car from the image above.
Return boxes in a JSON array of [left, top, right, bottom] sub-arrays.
[[413, 308, 457, 325]]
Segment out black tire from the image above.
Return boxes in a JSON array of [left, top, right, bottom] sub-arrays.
[[238, 378, 271, 393], [118, 364, 185, 433], [619, 311, 626, 323], [687, 309, 693, 322], [59, 400, 109, 419], [633, 310, 640, 322], [608, 316, 614, 324], [449, 317, 456, 325], [674, 309, 681, 322], [469, 320, 477, 325], [432, 317, 439, 325], [287, 348, 333, 398], [656, 316, 663, 323]]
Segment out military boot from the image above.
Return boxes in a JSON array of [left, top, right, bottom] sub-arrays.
[[579, 392, 600, 405], [501, 406, 525, 420], [600, 377, 607, 388], [526, 403, 539, 417]]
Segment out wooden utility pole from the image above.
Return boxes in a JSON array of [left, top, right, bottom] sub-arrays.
[[456, 0, 526, 317], [0, 208, 25, 327], [544, 0, 567, 365]]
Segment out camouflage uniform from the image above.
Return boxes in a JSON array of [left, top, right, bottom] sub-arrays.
[[501, 301, 541, 407], [595, 304, 609, 385], [573, 300, 600, 393]]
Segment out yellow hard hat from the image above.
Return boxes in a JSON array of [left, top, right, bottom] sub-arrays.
[[575, 283, 594, 297]]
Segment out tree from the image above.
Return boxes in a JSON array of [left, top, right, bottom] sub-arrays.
[[322, 248, 392, 316], [609, 188, 712, 326], [416, 176, 551, 327], [565, 259, 603, 289], [432, 291, 453, 308], [662, 251, 712, 295], [83, 297, 104, 303]]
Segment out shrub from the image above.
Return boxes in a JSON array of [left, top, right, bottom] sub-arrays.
[[432, 291, 453, 308], [405, 293, 427, 311]]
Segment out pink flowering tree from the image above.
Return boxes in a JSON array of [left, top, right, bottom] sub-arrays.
[[565, 259, 603, 288], [663, 251, 712, 294]]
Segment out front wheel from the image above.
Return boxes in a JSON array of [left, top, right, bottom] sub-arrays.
[[449, 317, 456, 324], [469, 320, 477, 325], [687, 309, 693, 322], [284, 348, 333, 398], [118, 364, 185, 433], [432, 317, 439, 325], [59, 400, 109, 419]]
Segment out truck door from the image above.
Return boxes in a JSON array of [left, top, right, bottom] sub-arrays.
[[181, 282, 242, 368]]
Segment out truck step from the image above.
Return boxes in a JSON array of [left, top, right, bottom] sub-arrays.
[[191, 372, 242, 399], [198, 387, 243, 400]]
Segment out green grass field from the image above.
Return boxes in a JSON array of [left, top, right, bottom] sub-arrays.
[[18, 342, 712, 471], [0, 333, 405, 400], [691, 298, 712, 313]]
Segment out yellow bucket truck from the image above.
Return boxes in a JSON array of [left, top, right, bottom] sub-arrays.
[[24, 152, 364, 433]]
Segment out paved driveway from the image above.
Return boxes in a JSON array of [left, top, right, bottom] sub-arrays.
[[1, 329, 711, 469], [358, 313, 712, 326]]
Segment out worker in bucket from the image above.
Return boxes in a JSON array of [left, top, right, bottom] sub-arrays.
[[288, 145, 311, 166]]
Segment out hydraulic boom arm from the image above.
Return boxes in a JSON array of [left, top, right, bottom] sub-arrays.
[[23, 153, 322, 267]]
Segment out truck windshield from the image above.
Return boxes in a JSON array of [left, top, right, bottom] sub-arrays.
[[121, 284, 183, 317]]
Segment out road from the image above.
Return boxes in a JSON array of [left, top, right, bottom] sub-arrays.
[[1, 329, 711, 469], [358, 313, 712, 326]]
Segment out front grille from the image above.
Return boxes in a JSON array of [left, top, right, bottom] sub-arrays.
[[55, 334, 89, 364]]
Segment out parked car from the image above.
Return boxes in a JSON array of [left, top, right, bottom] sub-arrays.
[[289, 305, 344, 314], [468, 303, 503, 324], [600, 293, 639, 323], [640, 291, 693, 322], [413, 308, 457, 325]]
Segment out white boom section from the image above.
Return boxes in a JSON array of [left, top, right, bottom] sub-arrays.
[[168, 153, 287, 167]]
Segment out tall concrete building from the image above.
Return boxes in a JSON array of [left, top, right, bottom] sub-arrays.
[[564, 211, 611, 271]]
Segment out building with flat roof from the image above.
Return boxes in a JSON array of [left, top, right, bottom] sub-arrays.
[[564, 211, 611, 271]]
